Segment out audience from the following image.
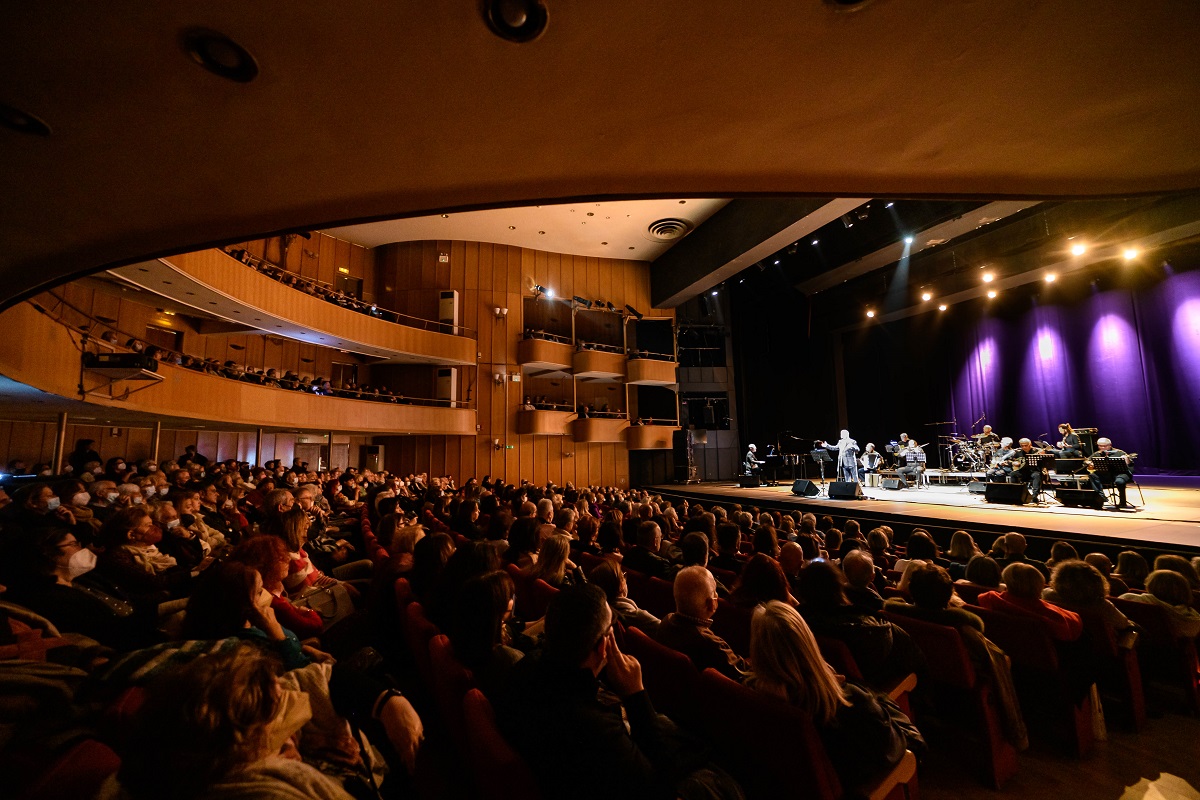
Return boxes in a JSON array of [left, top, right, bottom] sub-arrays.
[[652, 566, 748, 681], [1119, 570, 1200, 637], [977, 562, 1083, 641]]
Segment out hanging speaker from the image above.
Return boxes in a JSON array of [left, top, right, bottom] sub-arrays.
[[829, 481, 865, 500], [791, 479, 820, 497]]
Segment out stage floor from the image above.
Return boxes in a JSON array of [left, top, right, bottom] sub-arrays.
[[647, 481, 1200, 555]]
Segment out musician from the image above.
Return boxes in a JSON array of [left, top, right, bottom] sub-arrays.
[[1009, 438, 1045, 499], [896, 439, 926, 487], [985, 437, 1017, 482], [820, 430, 860, 483], [894, 432, 911, 468], [1087, 438, 1135, 509], [859, 443, 883, 482], [1049, 423, 1083, 458], [743, 443, 764, 477], [977, 424, 999, 447]]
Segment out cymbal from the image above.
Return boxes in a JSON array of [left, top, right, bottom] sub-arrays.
[[970, 433, 990, 438]]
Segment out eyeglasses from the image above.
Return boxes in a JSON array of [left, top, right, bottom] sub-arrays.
[[57, 539, 81, 551]]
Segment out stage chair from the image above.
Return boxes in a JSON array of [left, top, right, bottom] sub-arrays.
[[428, 634, 478, 751], [622, 569, 650, 606], [622, 626, 700, 725], [694, 668, 918, 800], [577, 552, 605, 574], [711, 566, 740, 588], [884, 611, 1018, 789], [404, 601, 441, 690], [462, 689, 543, 800], [965, 605, 1094, 757], [1113, 597, 1200, 713], [953, 581, 990, 605]]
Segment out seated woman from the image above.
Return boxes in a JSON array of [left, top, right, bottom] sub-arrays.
[[528, 533, 583, 588], [866, 528, 895, 571], [503, 517, 542, 570], [230, 535, 325, 640], [425, 541, 504, 629], [960, 555, 1004, 591], [596, 520, 625, 562], [747, 600, 923, 794], [570, 515, 602, 557], [945, 530, 982, 581], [1045, 541, 1080, 572], [1153, 554, 1200, 595], [1119, 570, 1200, 638], [94, 506, 192, 607], [977, 562, 1083, 641], [1111, 550, 1150, 591], [729, 553, 797, 608], [795, 561, 924, 685], [445, 571, 525, 696], [587, 558, 660, 638], [1042, 560, 1135, 645], [892, 530, 949, 574], [884, 563, 984, 633]]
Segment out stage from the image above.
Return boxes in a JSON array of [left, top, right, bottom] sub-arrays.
[[647, 479, 1200, 556]]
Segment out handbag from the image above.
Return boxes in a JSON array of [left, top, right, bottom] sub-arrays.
[[293, 582, 355, 627]]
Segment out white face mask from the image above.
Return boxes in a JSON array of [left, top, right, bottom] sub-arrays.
[[106, 492, 119, 502], [166, 518, 181, 529], [158, 486, 169, 496], [147, 465, 157, 473], [224, 499, 234, 508], [116, 463, 127, 472], [92, 467, 103, 475], [68, 547, 97, 579], [132, 496, 144, 505], [71, 492, 90, 507], [46, 497, 61, 511], [39, 469, 52, 477]]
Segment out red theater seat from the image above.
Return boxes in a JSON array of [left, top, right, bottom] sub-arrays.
[[462, 689, 543, 800]]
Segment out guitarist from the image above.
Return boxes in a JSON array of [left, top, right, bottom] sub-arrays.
[[1087, 438, 1136, 509]]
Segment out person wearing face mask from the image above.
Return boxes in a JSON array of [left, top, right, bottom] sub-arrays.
[[197, 481, 236, 544], [154, 502, 212, 573], [174, 490, 228, 553], [105, 456, 130, 482], [86, 480, 120, 522], [0, 483, 90, 539], [53, 479, 102, 537], [115, 483, 145, 509], [4, 527, 149, 650], [94, 507, 192, 609]]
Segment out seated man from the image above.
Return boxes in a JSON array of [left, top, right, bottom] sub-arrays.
[[841, 550, 884, 612], [710, 522, 747, 575], [651, 566, 748, 682], [499, 584, 719, 800], [996, 531, 1049, 579], [896, 440, 926, 487], [623, 521, 673, 579]]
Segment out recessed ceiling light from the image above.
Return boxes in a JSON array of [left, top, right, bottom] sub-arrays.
[[601, 242, 608, 246], [921, 292, 932, 302], [441, 214, 449, 218], [1045, 273, 1057, 283], [180, 28, 259, 83], [774, 260, 780, 265], [586, 212, 594, 216], [987, 290, 997, 299], [711, 291, 718, 296], [904, 236, 914, 244], [938, 304, 947, 311], [866, 310, 875, 318], [1070, 243, 1087, 256], [982, 273, 994, 283], [538, 231, 546, 235], [679, 200, 687, 204], [0, 102, 52, 136], [1123, 247, 1139, 260], [508, 226, 516, 230], [811, 239, 819, 245]]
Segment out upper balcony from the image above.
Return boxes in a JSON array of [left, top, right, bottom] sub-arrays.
[[626, 356, 677, 386], [0, 301, 476, 436], [109, 249, 476, 365], [517, 336, 574, 374], [573, 347, 626, 381]]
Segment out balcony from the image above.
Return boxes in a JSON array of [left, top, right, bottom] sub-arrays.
[[109, 249, 476, 365], [573, 349, 625, 381], [571, 416, 628, 443], [517, 337, 573, 374], [625, 424, 679, 450], [626, 357, 677, 386], [0, 301, 476, 435], [517, 410, 575, 436]]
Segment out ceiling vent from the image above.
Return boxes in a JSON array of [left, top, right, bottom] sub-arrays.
[[644, 218, 694, 242]]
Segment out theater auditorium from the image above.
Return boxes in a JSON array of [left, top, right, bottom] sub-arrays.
[[1, 4, 1199, 800]]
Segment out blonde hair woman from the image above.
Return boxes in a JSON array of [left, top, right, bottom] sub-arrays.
[[747, 601, 921, 790], [529, 533, 581, 588]]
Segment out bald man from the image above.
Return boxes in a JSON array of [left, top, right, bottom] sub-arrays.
[[997, 532, 1049, 579], [651, 566, 747, 681], [841, 550, 884, 612], [779, 542, 805, 596]]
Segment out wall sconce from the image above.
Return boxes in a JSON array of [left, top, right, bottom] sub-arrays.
[[494, 372, 505, 385], [493, 438, 503, 450], [494, 307, 508, 318]]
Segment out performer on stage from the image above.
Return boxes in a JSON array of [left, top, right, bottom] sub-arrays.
[[985, 437, 1017, 482], [892, 432, 911, 468], [1087, 438, 1136, 509], [1049, 423, 1083, 458], [821, 430, 861, 483], [1009, 438, 1045, 499], [896, 439, 926, 487], [743, 443, 764, 478], [976, 424, 999, 447], [859, 443, 883, 482]]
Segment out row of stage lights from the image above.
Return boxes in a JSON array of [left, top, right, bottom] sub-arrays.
[[863, 240, 1143, 320]]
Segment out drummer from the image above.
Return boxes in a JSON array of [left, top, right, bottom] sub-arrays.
[[974, 425, 1000, 447]]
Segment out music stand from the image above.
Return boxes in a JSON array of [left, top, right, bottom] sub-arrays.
[[808, 448, 833, 497], [1023, 452, 1057, 504], [1089, 455, 1143, 507]]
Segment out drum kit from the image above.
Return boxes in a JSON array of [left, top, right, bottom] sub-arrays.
[[941, 432, 998, 472]]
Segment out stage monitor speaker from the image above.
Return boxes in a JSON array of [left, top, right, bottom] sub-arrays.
[[791, 479, 820, 497], [1055, 458, 1084, 474], [829, 481, 865, 500], [984, 482, 1032, 505], [738, 475, 761, 488], [1056, 487, 1105, 510], [881, 477, 904, 490], [968, 480, 988, 494]]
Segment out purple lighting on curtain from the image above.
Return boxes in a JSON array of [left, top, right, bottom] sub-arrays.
[[1172, 297, 1200, 402], [1086, 304, 1144, 442], [1020, 320, 1071, 430], [952, 318, 1004, 431]]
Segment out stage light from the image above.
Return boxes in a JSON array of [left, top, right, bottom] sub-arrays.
[[624, 304, 643, 320], [811, 239, 819, 245], [572, 296, 593, 308], [938, 304, 947, 311], [866, 310, 875, 318], [987, 290, 997, 299], [982, 273, 994, 283], [1123, 247, 1139, 261], [545, 287, 555, 298], [1045, 273, 1057, 283], [921, 291, 932, 302], [886, 202, 894, 208], [711, 290, 718, 296], [1070, 243, 1087, 256], [774, 260, 780, 265], [904, 236, 914, 245]]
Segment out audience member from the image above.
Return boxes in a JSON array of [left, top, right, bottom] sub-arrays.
[[729, 553, 796, 608], [588, 558, 660, 636], [977, 563, 1083, 641], [652, 566, 748, 681], [1120, 570, 1200, 638], [624, 521, 673, 579]]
